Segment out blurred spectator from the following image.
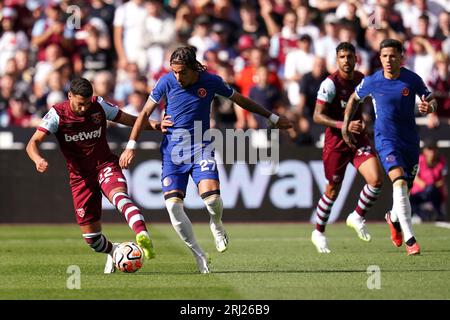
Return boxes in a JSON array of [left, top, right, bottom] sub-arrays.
[[93, 71, 117, 104], [0, 7, 30, 76], [426, 52, 450, 128], [31, 1, 74, 62], [284, 34, 314, 107], [144, 0, 176, 77], [295, 4, 320, 44], [269, 9, 299, 71], [89, 0, 116, 42], [3, 92, 33, 128], [0, 74, 15, 123], [173, 3, 194, 42], [210, 22, 238, 64], [315, 13, 340, 74], [294, 57, 328, 145], [114, 62, 140, 107], [336, 1, 365, 48], [188, 15, 215, 63], [411, 138, 448, 222], [238, 2, 269, 41], [405, 36, 436, 83], [75, 27, 113, 79], [249, 65, 284, 129], [211, 63, 242, 129], [409, 0, 440, 36], [113, 0, 149, 72], [121, 90, 160, 126]]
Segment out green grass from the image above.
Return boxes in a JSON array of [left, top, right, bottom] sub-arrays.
[[0, 222, 449, 300]]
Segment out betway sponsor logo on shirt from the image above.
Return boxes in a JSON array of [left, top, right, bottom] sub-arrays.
[[64, 127, 102, 142]]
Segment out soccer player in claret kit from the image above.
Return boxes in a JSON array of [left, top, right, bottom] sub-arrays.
[[311, 42, 384, 253], [26, 78, 172, 272], [342, 39, 439, 255], [120, 46, 292, 273]]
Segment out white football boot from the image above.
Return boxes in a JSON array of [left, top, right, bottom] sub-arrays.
[[210, 221, 229, 253], [104, 243, 119, 274], [311, 230, 331, 253], [346, 212, 372, 242], [192, 248, 211, 274]]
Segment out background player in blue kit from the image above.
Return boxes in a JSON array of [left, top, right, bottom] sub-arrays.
[[119, 46, 292, 273], [342, 39, 438, 256]]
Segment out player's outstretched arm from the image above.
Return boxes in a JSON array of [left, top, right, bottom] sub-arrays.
[[114, 111, 173, 132], [342, 92, 362, 149], [229, 91, 292, 129], [26, 130, 49, 173], [313, 101, 344, 129], [119, 99, 158, 169]]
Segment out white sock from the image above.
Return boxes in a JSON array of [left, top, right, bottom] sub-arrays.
[[203, 194, 224, 227], [392, 183, 414, 241], [165, 198, 205, 257]]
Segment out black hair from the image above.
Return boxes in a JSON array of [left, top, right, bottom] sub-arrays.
[[170, 46, 206, 72], [69, 78, 93, 98], [336, 42, 355, 54], [380, 38, 403, 54]]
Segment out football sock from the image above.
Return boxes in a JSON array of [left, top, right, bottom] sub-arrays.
[[82, 232, 113, 254], [406, 236, 417, 246], [354, 184, 381, 217], [165, 198, 205, 257], [315, 194, 335, 232], [112, 192, 147, 234], [202, 194, 223, 226], [392, 183, 414, 242]]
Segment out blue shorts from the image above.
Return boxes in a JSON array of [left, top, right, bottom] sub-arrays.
[[161, 158, 219, 194], [376, 140, 419, 184]]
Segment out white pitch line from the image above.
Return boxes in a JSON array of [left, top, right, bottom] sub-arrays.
[[434, 222, 450, 229]]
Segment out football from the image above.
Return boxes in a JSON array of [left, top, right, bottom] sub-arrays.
[[113, 242, 144, 273]]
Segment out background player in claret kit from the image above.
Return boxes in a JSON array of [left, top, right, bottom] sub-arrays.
[[342, 39, 439, 255], [119, 46, 292, 273], [311, 42, 383, 253], [26, 78, 172, 273]]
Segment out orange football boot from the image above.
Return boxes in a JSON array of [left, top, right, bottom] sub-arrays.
[[385, 211, 403, 247]]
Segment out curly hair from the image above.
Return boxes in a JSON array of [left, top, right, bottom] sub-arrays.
[[170, 46, 206, 72]]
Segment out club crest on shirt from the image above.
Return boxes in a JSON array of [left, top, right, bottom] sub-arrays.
[[91, 112, 102, 124], [386, 154, 396, 162], [163, 177, 172, 187], [402, 87, 409, 96], [198, 88, 207, 98], [76, 208, 85, 218]]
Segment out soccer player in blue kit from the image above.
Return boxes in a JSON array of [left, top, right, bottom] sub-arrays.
[[119, 46, 292, 273], [342, 39, 438, 255]]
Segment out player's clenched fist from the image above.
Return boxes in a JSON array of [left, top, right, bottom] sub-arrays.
[[119, 149, 135, 169], [35, 158, 48, 173]]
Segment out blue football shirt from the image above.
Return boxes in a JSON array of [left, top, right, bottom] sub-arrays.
[[149, 71, 234, 162], [355, 67, 431, 147]]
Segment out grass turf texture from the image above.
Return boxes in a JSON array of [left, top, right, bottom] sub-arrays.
[[0, 223, 449, 299]]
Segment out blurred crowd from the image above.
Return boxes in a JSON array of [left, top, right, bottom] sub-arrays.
[[0, 0, 449, 144]]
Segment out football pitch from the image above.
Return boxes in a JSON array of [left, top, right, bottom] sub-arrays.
[[0, 222, 449, 300]]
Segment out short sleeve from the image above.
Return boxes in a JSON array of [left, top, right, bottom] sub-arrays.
[[38, 108, 59, 134], [316, 78, 336, 104], [113, 5, 125, 27], [213, 75, 234, 98], [355, 76, 371, 100], [414, 73, 432, 99], [149, 78, 167, 103], [97, 96, 120, 121]]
